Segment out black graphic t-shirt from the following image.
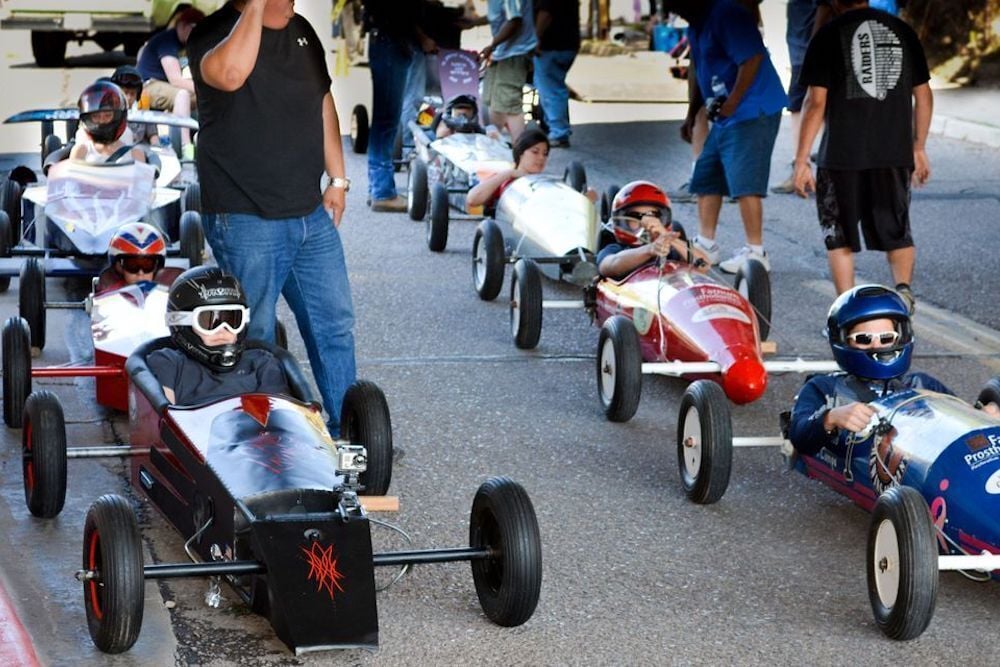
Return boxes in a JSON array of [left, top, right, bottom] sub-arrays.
[[187, 3, 331, 218], [799, 8, 929, 170], [148, 348, 290, 406]]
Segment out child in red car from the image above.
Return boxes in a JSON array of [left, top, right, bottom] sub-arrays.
[[96, 223, 173, 293]]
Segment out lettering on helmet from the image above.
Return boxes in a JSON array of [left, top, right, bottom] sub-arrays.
[[195, 284, 241, 300]]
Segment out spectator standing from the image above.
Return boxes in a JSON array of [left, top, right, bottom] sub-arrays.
[[534, 0, 580, 148], [188, 0, 355, 430], [664, 0, 787, 274], [482, 0, 538, 140], [137, 8, 204, 159], [793, 0, 932, 312]]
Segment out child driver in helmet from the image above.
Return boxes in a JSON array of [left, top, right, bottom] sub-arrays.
[[69, 81, 146, 165], [789, 285, 1000, 455], [433, 94, 485, 139], [97, 223, 170, 293], [148, 266, 289, 406], [597, 180, 711, 279]]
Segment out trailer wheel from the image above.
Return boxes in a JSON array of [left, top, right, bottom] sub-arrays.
[[182, 183, 201, 214], [2, 317, 32, 428], [867, 486, 939, 640], [597, 315, 642, 422], [341, 381, 393, 496], [677, 380, 733, 504], [734, 258, 771, 341], [472, 219, 505, 301], [427, 183, 450, 252], [83, 494, 145, 653], [563, 160, 587, 194], [350, 105, 369, 154], [470, 477, 542, 627], [510, 259, 543, 349], [180, 211, 204, 267], [19, 257, 46, 351], [407, 158, 429, 221], [22, 390, 67, 518], [31, 31, 67, 68]]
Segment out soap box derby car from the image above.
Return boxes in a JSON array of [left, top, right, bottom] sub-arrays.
[[59, 339, 543, 654]]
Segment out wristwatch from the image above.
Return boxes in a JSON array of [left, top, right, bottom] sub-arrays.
[[330, 177, 351, 192]]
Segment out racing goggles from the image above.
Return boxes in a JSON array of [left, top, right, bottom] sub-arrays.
[[167, 305, 250, 336], [846, 330, 900, 347], [117, 256, 160, 274]]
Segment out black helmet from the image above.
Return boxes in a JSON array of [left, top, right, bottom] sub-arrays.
[[78, 81, 128, 144], [165, 266, 250, 373], [111, 65, 144, 96], [442, 94, 481, 133]]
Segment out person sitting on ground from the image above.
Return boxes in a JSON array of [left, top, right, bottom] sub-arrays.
[[789, 285, 1000, 456], [148, 266, 290, 406], [597, 180, 710, 279], [96, 223, 171, 293], [137, 7, 204, 160], [69, 81, 146, 164], [466, 126, 550, 208], [433, 94, 485, 138]]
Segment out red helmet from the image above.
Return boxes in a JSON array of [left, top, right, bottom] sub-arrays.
[[78, 81, 128, 144], [609, 180, 672, 246], [109, 223, 167, 277]]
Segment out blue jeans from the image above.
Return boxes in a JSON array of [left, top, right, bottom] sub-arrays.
[[202, 205, 356, 431], [400, 49, 427, 147], [368, 32, 413, 200], [533, 50, 577, 140]]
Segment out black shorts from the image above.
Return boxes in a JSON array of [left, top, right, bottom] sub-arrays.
[[816, 167, 914, 253]]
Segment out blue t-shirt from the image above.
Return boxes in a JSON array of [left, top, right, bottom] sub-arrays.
[[688, 0, 788, 126], [487, 0, 538, 60], [137, 28, 182, 82]]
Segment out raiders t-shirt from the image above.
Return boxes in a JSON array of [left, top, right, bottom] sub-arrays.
[[799, 8, 929, 170], [148, 348, 291, 406], [187, 3, 331, 218]]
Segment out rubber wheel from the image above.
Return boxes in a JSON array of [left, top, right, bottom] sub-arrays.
[[734, 258, 771, 341], [274, 320, 288, 350], [469, 477, 542, 627], [472, 219, 506, 301], [340, 380, 393, 496], [407, 158, 429, 221], [2, 317, 32, 428], [350, 105, 369, 154], [83, 494, 145, 653], [596, 315, 642, 422], [563, 160, 587, 194], [676, 380, 733, 504], [1, 177, 22, 243], [600, 184, 620, 223], [19, 257, 46, 351], [31, 31, 67, 68], [0, 211, 11, 292], [179, 211, 204, 267], [977, 377, 1000, 409], [22, 390, 67, 518], [182, 183, 201, 214], [168, 126, 183, 160], [42, 134, 62, 167], [427, 182, 450, 252], [867, 486, 939, 640], [510, 259, 543, 350]]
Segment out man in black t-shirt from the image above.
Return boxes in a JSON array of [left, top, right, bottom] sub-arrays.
[[793, 0, 932, 313], [186, 0, 355, 434], [534, 0, 580, 148]]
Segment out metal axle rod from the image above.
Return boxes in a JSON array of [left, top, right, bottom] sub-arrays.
[[373, 547, 491, 566], [938, 553, 1000, 572], [32, 366, 121, 378], [542, 300, 586, 310], [66, 445, 149, 459]]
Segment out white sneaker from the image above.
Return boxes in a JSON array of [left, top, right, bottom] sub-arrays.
[[692, 236, 721, 265], [719, 246, 770, 274]]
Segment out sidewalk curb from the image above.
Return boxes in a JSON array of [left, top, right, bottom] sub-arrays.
[[931, 114, 1000, 148], [0, 581, 41, 667]]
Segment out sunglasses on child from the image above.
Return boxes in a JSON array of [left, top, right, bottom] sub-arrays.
[[846, 330, 900, 347], [166, 305, 249, 336], [615, 208, 672, 227], [117, 256, 160, 274]]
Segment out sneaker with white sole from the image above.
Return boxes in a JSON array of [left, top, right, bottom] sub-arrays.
[[692, 236, 721, 265], [719, 246, 770, 274]]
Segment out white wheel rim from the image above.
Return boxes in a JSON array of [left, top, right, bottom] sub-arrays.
[[682, 405, 702, 479], [407, 172, 415, 210], [350, 114, 358, 140], [473, 236, 486, 288], [873, 518, 901, 608], [599, 337, 616, 402], [511, 275, 521, 335]]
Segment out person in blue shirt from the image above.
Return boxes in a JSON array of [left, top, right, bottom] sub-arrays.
[[789, 285, 1000, 456], [663, 0, 787, 275], [481, 0, 537, 140]]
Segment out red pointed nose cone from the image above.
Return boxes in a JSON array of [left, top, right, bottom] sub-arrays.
[[722, 357, 767, 405]]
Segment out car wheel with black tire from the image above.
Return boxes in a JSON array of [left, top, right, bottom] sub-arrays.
[[408, 158, 428, 221], [19, 257, 46, 351], [350, 105, 369, 154], [82, 494, 145, 653], [734, 258, 771, 341], [600, 183, 620, 223], [42, 134, 62, 167], [0, 211, 11, 292], [340, 381, 393, 496], [867, 486, 939, 640], [2, 317, 32, 428], [472, 219, 506, 301], [510, 259, 543, 349], [182, 183, 201, 214], [469, 476, 542, 627], [22, 390, 67, 518], [676, 380, 733, 504], [180, 211, 204, 267], [977, 377, 1000, 410], [563, 161, 587, 194], [427, 183, 450, 252], [1, 177, 22, 244], [596, 315, 642, 422]]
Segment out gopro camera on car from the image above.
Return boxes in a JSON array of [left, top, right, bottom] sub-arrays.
[[336, 444, 368, 475]]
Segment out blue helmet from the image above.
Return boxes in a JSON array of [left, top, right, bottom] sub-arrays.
[[827, 285, 913, 380]]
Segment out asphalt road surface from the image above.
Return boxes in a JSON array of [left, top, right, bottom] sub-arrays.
[[1, 29, 999, 667]]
